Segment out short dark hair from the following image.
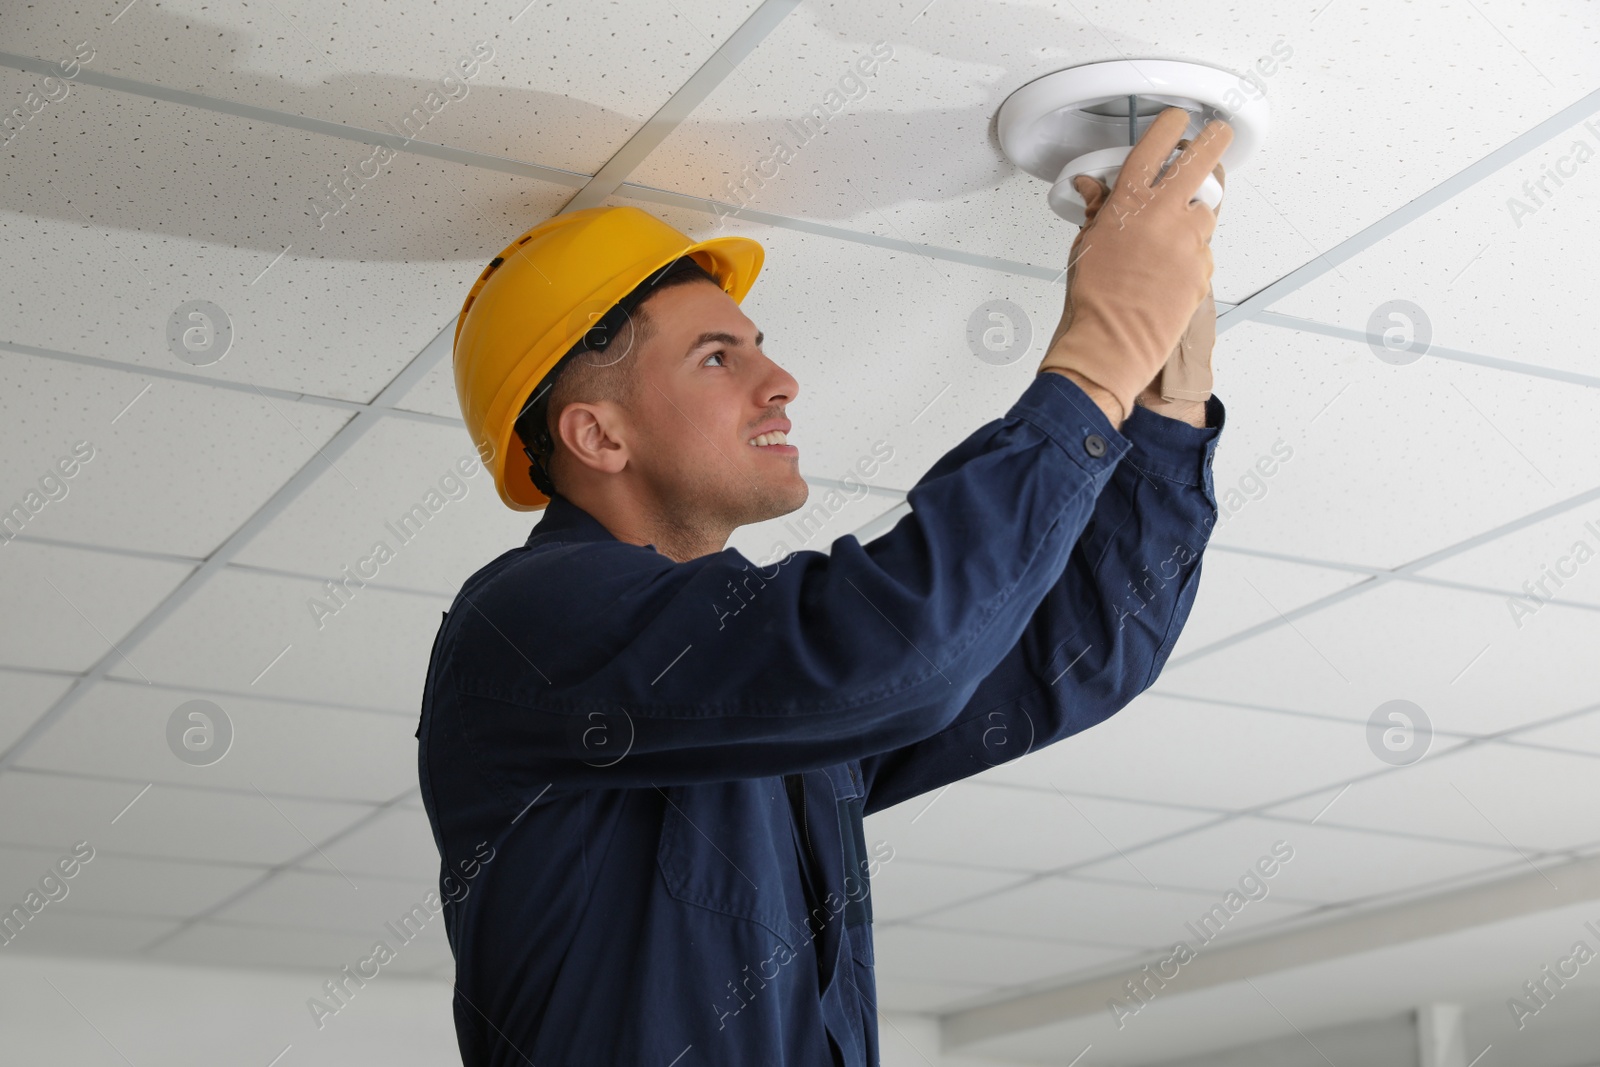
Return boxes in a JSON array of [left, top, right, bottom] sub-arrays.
[[514, 255, 722, 499]]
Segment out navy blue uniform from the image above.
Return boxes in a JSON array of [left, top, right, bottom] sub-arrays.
[[416, 372, 1225, 1065]]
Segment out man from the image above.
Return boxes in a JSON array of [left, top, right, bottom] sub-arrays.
[[418, 108, 1231, 1065]]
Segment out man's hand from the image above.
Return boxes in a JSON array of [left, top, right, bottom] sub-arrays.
[[1038, 108, 1231, 428]]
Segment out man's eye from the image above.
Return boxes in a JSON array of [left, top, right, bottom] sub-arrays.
[[704, 351, 726, 367]]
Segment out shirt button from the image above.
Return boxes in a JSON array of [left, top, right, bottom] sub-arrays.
[[1084, 433, 1107, 458]]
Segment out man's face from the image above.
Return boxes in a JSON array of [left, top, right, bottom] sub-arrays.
[[622, 279, 808, 528]]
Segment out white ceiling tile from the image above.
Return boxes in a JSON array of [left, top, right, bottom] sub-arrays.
[[631, 1, 1595, 301], [15, 680, 419, 805], [1270, 130, 1600, 381], [0, 669, 74, 753], [873, 975, 996, 1014], [1158, 578, 1600, 736], [1181, 320, 1600, 570], [0, 541, 192, 673], [0, 772, 372, 866], [867, 858, 1030, 924], [918, 873, 1314, 952], [864, 779, 1215, 874], [0, 910, 180, 957], [0, 349, 352, 557], [105, 566, 450, 711], [213, 869, 439, 933], [0, 68, 575, 401], [148, 920, 389, 971], [304, 805, 441, 882], [0, 843, 267, 920], [230, 414, 533, 595], [1164, 551, 1370, 662], [1260, 741, 1600, 854], [977, 692, 1408, 814], [2, 0, 765, 176], [1075, 815, 1518, 904], [1507, 706, 1600, 757], [391, 333, 462, 419], [873, 923, 1129, 988], [1413, 503, 1600, 610]]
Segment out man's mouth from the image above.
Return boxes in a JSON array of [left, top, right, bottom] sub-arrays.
[[748, 429, 796, 454]]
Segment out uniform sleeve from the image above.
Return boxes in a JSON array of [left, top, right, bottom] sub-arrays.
[[857, 394, 1227, 814], [439, 373, 1139, 793]]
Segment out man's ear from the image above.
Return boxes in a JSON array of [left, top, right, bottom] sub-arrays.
[[556, 400, 630, 479]]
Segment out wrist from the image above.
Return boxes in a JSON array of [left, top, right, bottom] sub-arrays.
[[1042, 366, 1127, 429]]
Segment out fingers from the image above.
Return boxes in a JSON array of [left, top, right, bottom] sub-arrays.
[[1161, 119, 1233, 205], [1071, 175, 1110, 224], [1117, 107, 1191, 196]]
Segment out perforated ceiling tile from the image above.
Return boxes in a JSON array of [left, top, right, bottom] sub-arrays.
[[0, 66, 574, 402], [0, 349, 352, 558], [1185, 320, 1600, 570], [872, 924, 1131, 989], [2, 0, 765, 176], [103, 567, 452, 712], [212, 868, 440, 933], [1073, 814, 1518, 905], [917, 874, 1313, 953], [868, 858, 1030, 926], [301, 804, 442, 881], [1268, 140, 1600, 380], [0, 669, 74, 754], [0, 771, 371, 866], [629, 0, 1596, 302], [36, 848, 270, 920], [864, 779, 1215, 874], [1157, 577, 1600, 737], [146, 920, 395, 972], [1260, 740, 1600, 854], [15, 679, 420, 805], [975, 691, 1433, 814], [229, 413, 533, 594], [1413, 501, 1600, 603], [0, 541, 192, 673], [1163, 550, 1371, 660]]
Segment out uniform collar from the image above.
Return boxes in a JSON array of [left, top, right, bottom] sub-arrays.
[[525, 493, 624, 549]]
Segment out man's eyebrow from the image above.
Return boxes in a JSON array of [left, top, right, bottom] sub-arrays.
[[683, 330, 763, 360]]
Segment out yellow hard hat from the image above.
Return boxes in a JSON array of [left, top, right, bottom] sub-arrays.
[[453, 205, 765, 511]]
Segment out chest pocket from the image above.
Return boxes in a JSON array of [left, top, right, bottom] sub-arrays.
[[656, 779, 803, 950]]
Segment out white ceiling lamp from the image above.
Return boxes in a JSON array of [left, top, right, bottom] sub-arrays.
[[997, 59, 1270, 225]]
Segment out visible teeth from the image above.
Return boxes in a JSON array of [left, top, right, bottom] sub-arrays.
[[749, 430, 789, 447]]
